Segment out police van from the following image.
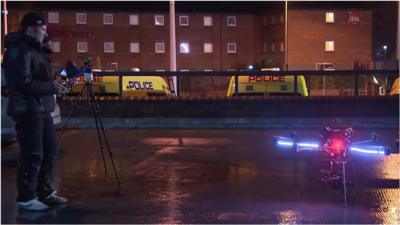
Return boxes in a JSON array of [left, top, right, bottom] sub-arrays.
[[226, 72, 308, 97], [69, 74, 172, 97]]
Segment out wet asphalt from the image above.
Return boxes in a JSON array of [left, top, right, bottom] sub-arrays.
[[1, 129, 399, 224]]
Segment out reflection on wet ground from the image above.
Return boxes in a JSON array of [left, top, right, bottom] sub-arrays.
[[2, 129, 399, 224]]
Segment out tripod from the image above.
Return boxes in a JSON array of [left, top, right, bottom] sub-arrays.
[[58, 78, 121, 192]]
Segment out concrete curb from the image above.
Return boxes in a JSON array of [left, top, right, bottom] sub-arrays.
[[59, 117, 399, 129]]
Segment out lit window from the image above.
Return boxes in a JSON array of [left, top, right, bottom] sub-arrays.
[[204, 16, 213, 26], [204, 43, 213, 53], [326, 12, 335, 23], [227, 42, 236, 53], [130, 42, 140, 53], [227, 16, 236, 27], [180, 42, 190, 53], [179, 16, 189, 26], [104, 42, 114, 53], [103, 14, 113, 25], [280, 41, 284, 52], [155, 42, 165, 53], [77, 42, 88, 53], [271, 42, 275, 52], [48, 12, 59, 24], [129, 14, 139, 25], [180, 69, 190, 72], [325, 41, 335, 51], [155, 15, 164, 26], [49, 41, 60, 52], [76, 13, 87, 24], [263, 42, 268, 52]]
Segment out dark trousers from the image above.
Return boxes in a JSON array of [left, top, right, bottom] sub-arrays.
[[13, 112, 58, 202]]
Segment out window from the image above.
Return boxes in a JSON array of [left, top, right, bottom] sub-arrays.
[[155, 42, 165, 53], [263, 42, 268, 52], [325, 41, 335, 51], [103, 14, 113, 25], [280, 41, 285, 52], [227, 16, 236, 27], [104, 42, 114, 53], [76, 13, 87, 24], [279, 14, 285, 24], [204, 43, 213, 53], [179, 16, 189, 26], [48, 12, 59, 24], [129, 14, 139, 25], [77, 42, 88, 53], [180, 42, 190, 53], [326, 12, 335, 23], [49, 41, 60, 52], [155, 15, 164, 26], [130, 42, 140, 53], [227, 42, 236, 53], [204, 16, 213, 26], [263, 16, 268, 26], [271, 42, 276, 52]]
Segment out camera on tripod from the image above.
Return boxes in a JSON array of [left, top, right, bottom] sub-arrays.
[[60, 55, 94, 87]]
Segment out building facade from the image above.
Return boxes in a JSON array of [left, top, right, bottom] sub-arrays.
[[2, 2, 375, 71]]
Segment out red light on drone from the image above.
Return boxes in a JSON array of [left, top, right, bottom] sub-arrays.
[[326, 138, 346, 155]]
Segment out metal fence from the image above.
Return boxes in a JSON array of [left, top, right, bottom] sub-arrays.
[[91, 70, 399, 97]]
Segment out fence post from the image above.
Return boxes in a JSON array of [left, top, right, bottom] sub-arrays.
[[118, 74, 123, 96], [234, 75, 239, 96], [354, 74, 359, 96]]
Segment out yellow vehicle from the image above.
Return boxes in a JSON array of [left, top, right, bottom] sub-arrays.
[[226, 75, 308, 96], [390, 77, 399, 95], [70, 75, 172, 97]]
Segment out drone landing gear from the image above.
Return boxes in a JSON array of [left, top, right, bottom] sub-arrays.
[[301, 154, 359, 206]]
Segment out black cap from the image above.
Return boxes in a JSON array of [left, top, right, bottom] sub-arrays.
[[20, 12, 46, 29]]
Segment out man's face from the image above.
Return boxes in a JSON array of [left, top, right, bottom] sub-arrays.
[[27, 25, 48, 44]]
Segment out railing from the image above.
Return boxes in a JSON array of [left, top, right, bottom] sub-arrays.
[[90, 70, 399, 97]]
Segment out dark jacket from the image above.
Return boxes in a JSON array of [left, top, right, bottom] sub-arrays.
[[3, 32, 57, 116]]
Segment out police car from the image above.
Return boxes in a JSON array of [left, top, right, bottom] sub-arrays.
[[226, 72, 308, 97], [69, 74, 172, 97]]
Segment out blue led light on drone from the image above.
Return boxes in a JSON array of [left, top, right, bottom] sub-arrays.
[[297, 142, 319, 148], [350, 146, 385, 155], [277, 140, 294, 147]]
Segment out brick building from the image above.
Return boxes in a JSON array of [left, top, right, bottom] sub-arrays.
[[2, 2, 389, 72]]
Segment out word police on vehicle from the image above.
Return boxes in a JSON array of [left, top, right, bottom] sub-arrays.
[[126, 81, 154, 91]]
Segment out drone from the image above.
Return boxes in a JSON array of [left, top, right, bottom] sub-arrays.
[[274, 126, 397, 206]]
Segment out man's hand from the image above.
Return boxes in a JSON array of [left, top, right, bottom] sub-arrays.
[[53, 80, 70, 94]]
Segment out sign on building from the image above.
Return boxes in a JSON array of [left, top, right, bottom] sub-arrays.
[[347, 11, 360, 26]]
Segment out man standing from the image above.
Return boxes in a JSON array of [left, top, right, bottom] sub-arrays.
[[3, 12, 69, 211]]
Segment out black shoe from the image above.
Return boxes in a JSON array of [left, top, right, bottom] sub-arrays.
[[40, 191, 68, 205]]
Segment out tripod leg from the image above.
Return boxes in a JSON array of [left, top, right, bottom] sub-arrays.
[[58, 83, 86, 142], [91, 95, 121, 190], [349, 159, 359, 194], [342, 162, 347, 207], [88, 84, 108, 176]]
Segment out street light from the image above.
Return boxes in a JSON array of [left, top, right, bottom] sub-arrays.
[[382, 45, 388, 58]]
